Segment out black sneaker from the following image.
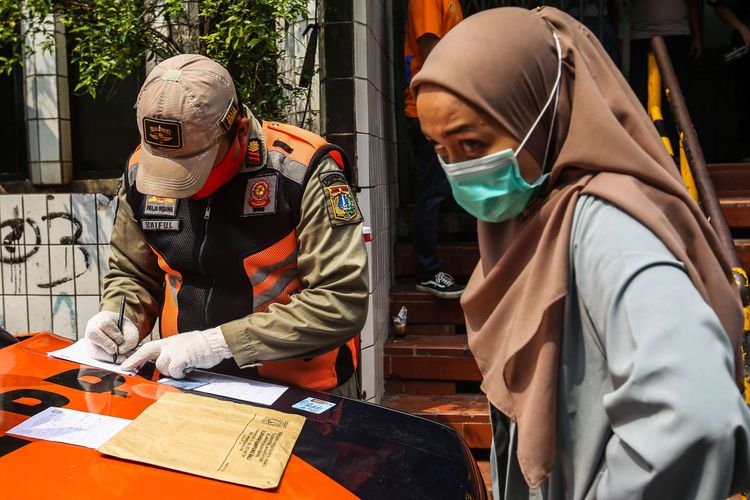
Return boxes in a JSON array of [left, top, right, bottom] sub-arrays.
[[416, 271, 465, 299]]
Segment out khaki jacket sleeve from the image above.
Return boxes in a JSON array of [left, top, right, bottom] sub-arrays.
[[99, 178, 164, 337], [221, 156, 369, 366]]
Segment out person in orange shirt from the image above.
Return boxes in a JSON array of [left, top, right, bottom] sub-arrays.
[[404, 0, 465, 299]]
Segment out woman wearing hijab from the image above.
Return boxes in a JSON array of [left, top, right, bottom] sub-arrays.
[[412, 6, 750, 499]]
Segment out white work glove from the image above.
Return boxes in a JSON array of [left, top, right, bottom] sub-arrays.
[[84, 311, 140, 363], [120, 327, 232, 379]]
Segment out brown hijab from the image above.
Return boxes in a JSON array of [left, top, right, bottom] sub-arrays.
[[412, 7, 743, 488]]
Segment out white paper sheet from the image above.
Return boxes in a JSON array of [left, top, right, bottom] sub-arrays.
[[159, 369, 288, 406], [7, 407, 132, 449], [48, 339, 136, 376]]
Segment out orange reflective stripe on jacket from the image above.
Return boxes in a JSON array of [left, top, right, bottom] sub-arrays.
[[151, 245, 182, 338], [129, 145, 141, 166], [241, 229, 357, 390], [243, 231, 301, 313]]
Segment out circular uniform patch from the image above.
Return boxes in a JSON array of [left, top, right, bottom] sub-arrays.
[[249, 179, 271, 208]]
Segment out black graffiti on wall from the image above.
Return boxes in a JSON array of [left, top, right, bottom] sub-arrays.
[[0, 212, 91, 289]]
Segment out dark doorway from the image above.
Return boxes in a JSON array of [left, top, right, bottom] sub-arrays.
[[0, 46, 28, 181], [67, 43, 144, 179]]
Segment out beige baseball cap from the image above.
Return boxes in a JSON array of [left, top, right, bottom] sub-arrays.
[[135, 54, 240, 198]]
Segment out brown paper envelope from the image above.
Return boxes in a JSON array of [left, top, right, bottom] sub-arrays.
[[98, 391, 305, 489]]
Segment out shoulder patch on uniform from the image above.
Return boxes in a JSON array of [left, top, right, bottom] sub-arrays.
[[318, 171, 363, 227], [243, 173, 278, 217], [246, 139, 263, 166]]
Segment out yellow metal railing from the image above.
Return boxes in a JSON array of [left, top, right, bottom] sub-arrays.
[[646, 52, 699, 201], [648, 39, 750, 500]]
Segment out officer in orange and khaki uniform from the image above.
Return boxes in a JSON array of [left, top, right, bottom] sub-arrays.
[[83, 54, 368, 398]]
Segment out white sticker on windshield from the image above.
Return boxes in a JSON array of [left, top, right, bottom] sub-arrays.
[[292, 397, 336, 414]]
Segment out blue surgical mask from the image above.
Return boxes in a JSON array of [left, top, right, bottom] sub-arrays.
[[439, 150, 550, 222], [439, 32, 562, 223]]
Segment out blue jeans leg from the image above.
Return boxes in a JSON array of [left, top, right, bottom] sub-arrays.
[[408, 117, 450, 281]]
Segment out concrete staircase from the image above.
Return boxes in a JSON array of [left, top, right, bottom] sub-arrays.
[[382, 242, 490, 448]]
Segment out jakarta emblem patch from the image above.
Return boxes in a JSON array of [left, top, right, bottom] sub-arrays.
[[318, 171, 362, 227]]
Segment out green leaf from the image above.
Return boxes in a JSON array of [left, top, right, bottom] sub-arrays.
[[4, 0, 309, 117]]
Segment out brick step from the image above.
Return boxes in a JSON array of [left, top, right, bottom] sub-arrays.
[[384, 335, 481, 382], [380, 393, 491, 449], [395, 242, 479, 278], [735, 239, 750, 273], [385, 335, 475, 394], [390, 284, 464, 325], [709, 163, 750, 198], [386, 334, 473, 356], [403, 323, 460, 336], [385, 379, 462, 395], [476, 460, 493, 497], [721, 198, 750, 228]]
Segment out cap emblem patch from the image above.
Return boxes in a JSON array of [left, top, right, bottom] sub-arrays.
[[143, 117, 182, 149]]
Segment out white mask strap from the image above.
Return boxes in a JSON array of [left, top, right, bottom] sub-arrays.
[[540, 33, 562, 173], [515, 31, 563, 156]]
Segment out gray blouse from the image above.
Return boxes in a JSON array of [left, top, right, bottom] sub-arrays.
[[491, 195, 750, 500]]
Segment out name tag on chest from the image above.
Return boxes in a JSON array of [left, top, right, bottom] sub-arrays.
[[141, 219, 181, 231], [143, 196, 178, 216]]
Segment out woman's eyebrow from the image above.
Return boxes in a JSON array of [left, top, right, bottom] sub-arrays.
[[443, 123, 479, 136]]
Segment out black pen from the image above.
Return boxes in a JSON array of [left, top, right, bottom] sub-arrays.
[[114, 296, 125, 364]]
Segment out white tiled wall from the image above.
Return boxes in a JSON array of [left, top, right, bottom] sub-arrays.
[[22, 14, 72, 186], [0, 194, 117, 340], [352, 0, 398, 404]]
